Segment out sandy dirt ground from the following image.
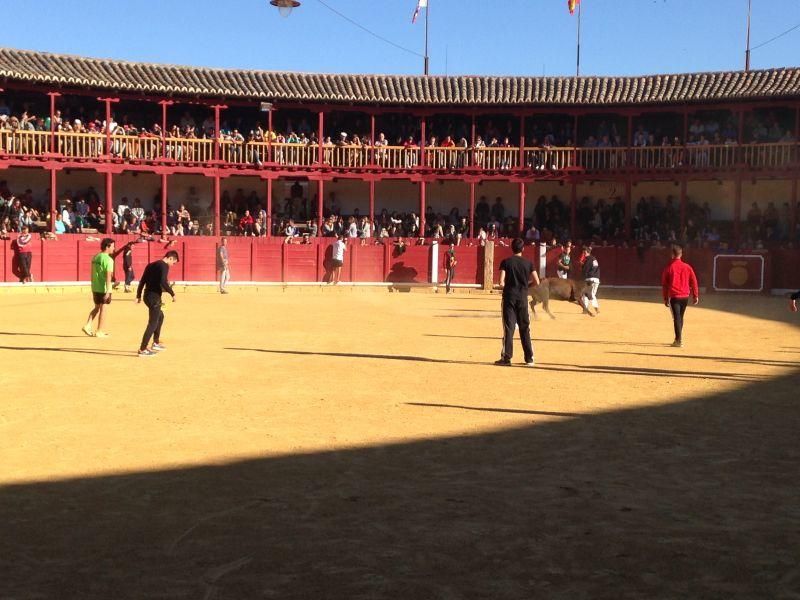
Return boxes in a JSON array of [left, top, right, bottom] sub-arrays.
[[0, 286, 798, 599]]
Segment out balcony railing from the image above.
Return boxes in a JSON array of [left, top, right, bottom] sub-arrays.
[[0, 129, 797, 173], [0, 129, 51, 156]]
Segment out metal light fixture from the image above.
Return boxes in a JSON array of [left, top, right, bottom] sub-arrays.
[[270, 0, 300, 17]]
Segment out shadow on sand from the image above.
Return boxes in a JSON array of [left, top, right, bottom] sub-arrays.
[[1, 367, 798, 598]]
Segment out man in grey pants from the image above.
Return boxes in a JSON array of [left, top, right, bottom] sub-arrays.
[[217, 237, 230, 294]]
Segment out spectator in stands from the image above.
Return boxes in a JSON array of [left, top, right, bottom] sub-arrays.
[[284, 219, 298, 243], [61, 200, 74, 233], [491, 197, 505, 222], [239, 210, 255, 236]]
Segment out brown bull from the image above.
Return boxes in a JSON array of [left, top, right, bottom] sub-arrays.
[[529, 277, 595, 319]]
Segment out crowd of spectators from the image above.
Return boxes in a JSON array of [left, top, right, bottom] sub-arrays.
[[0, 98, 796, 177], [4, 175, 798, 252]]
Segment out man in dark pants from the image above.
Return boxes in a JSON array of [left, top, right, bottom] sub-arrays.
[[122, 242, 135, 293], [136, 250, 179, 357], [15, 226, 33, 283], [661, 244, 699, 348], [496, 238, 540, 366]]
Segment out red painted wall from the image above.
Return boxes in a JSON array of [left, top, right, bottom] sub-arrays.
[[2, 235, 797, 290]]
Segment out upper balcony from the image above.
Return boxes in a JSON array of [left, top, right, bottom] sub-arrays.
[[1, 129, 797, 176]]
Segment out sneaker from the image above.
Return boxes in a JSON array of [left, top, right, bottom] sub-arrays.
[[138, 349, 156, 357], [112, 282, 120, 290], [220, 290, 229, 294], [524, 360, 535, 367], [124, 286, 131, 293], [671, 340, 683, 348], [94, 331, 110, 338], [81, 325, 93, 337], [494, 358, 512, 366], [152, 343, 166, 352]]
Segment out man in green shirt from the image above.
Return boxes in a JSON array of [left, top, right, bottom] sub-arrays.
[[83, 238, 116, 338]]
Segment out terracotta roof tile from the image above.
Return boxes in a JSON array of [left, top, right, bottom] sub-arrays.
[[0, 47, 798, 106]]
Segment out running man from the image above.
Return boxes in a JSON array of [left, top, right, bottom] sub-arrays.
[[217, 237, 230, 294], [110, 240, 135, 291], [136, 250, 179, 357], [556, 240, 572, 279], [580, 245, 601, 315], [496, 238, 539, 367], [331, 234, 346, 284], [121, 242, 135, 293], [661, 244, 699, 348], [83, 237, 116, 338], [444, 243, 457, 294]]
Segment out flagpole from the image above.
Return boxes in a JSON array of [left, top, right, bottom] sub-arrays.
[[576, 0, 581, 77], [424, 0, 430, 75], [745, 0, 752, 71]]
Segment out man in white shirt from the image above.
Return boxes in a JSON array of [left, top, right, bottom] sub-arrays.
[[330, 234, 346, 285]]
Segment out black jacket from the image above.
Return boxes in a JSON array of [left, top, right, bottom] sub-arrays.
[[582, 255, 600, 280]]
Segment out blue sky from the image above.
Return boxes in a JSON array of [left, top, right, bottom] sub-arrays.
[[3, 0, 798, 76]]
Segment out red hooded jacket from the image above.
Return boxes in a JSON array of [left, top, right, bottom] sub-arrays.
[[661, 258, 699, 302]]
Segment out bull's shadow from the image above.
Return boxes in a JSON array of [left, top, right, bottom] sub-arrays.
[[1, 365, 799, 598], [386, 262, 419, 291]]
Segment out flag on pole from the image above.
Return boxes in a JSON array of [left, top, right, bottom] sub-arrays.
[[568, 0, 580, 15], [412, 0, 427, 24]]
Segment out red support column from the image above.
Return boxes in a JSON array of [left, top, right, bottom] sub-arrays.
[[49, 168, 57, 233], [737, 109, 745, 143], [104, 171, 113, 234], [790, 177, 798, 243], [266, 178, 273, 237], [317, 179, 324, 230], [570, 180, 577, 237], [161, 173, 168, 235], [213, 175, 221, 236], [318, 111, 324, 165], [470, 113, 477, 168], [682, 108, 689, 143], [627, 113, 634, 167], [159, 100, 172, 160], [420, 117, 427, 168], [368, 179, 375, 229], [518, 182, 526, 235], [99, 97, 119, 156], [794, 105, 800, 142], [734, 175, 742, 247], [627, 114, 633, 146], [267, 108, 274, 163], [679, 177, 688, 231], [572, 113, 579, 167], [624, 179, 632, 239], [419, 180, 427, 236], [213, 104, 226, 162], [370, 114, 376, 166], [518, 115, 525, 169], [469, 180, 476, 238], [47, 92, 60, 154]]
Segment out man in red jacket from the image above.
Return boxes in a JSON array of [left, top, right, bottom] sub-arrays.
[[661, 244, 699, 348]]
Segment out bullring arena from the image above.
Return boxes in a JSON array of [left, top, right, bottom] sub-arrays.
[[0, 43, 800, 599]]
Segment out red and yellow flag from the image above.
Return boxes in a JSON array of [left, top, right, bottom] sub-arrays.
[[568, 0, 580, 15]]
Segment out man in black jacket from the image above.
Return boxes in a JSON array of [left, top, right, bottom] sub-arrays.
[[136, 250, 179, 357], [580, 245, 601, 315]]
